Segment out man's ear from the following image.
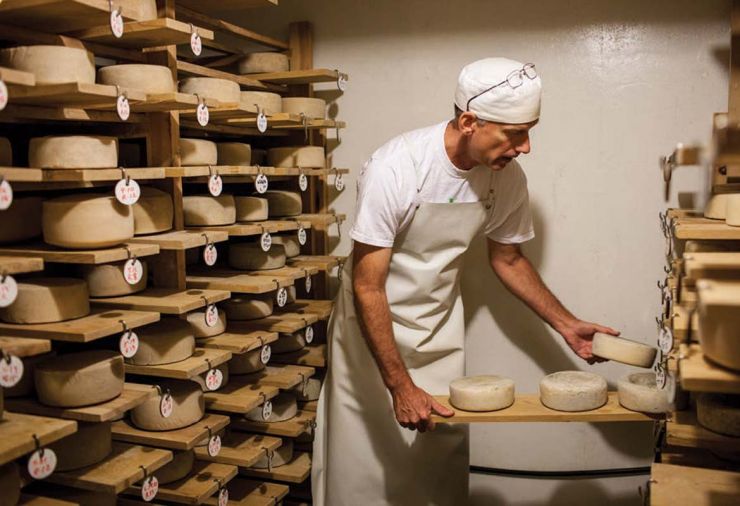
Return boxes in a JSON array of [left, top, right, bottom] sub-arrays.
[[458, 112, 478, 136]]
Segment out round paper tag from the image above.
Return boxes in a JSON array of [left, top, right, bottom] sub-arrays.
[[0, 353, 23, 388], [334, 173, 345, 192], [262, 400, 273, 421], [337, 74, 348, 91], [115, 178, 141, 206], [0, 178, 13, 210], [298, 227, 307, 246], [305, 325, 314, 344], [260, 232, 272, 252], [305, 272, 312, 293], [116, 94, 130, 121], [119, 330, 139, 359], [658, 327, 674, 355], [197, 102, 209, 127], [203, 243, 218, 266], [654, 362, 667, 389], [208, 174, 223, 197], [257, 112, 268, 133], [218, 487, 229, 506], [276, 287, 287, 308], [299, 173, 308, 192], [110, 9, 124, 39], [27, 448, 57, 480], [255, 173, 269, 194], [160, 392, 173, 418], [205, 368, 223, 391], [190, 31, 202, 56], [204, 304, 219, 328], [0, 274, 18, 308], [208, 434, 222, 457], [124, 258, 144, 285], [260, 344, 271, 365], [141, 475, 159, 502], [0, 80, 8, 112]]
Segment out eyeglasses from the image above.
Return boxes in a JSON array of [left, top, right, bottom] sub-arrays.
[[466, 63, 537, 111]]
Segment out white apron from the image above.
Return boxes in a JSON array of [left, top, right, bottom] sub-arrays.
[[313, 136, 494, 506]]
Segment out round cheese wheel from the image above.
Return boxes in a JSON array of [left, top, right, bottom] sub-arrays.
[[49, 421, 112, 471], [128, 318, 195, 366], [228, 243, 286, 271], [29, 136, 118, 169], [262, 190, 303, 217], [238, 52, 289, 74], [184, 307, 226, 338], [697, 280, 740, 370], [191, 363, 229, 392], [156, 450, 195, 484], [0, 196, 43, 244], [119, 0, 158, 20], [727, 194, 740, 227], [42, 194, 134, 249], [251, 149, 266, 165], [35, 351, 124, 408], [281, 97, 326, 119], [221, 295, 274, 321], [704, 193, 730, 220], [617, 372, 672, 414], [131, 379, 204, 431], [252, 440, 294, 469], [235, 196, 269, 222], [79, 259, 147, 297], [271, 331, 307, 354], [183, 195, 236, 226], [97, 64, 175, 94], [179, 77, 240, 104], [180, 138, 217, 166], [697, 393, 740, 436], [449, 375, 515, 412], [292, 377, 322, 402], [5, 352, 55, 398], [539, 371, 607, 412], [246, 392, 297, 422], [217, 142, 251, 166], [133, 187, 174, 235], [0, 137, 11, 166], [0, 45, 94, 84], [272, 235, 301, 258], [0, 277, 89, 324], [267, 146, 325, 169], [0, 463, 20, 506], [229, 347, 267, 374], [240, 91, 282, 115], [592, 334, 657, 368]]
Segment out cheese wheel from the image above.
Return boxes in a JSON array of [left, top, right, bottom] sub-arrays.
[[97, 64, 175, 94], [191, 363, 229, 392], [79, 260, 147, 297], [228, 243, 286, 271], [179, 77, 240, 104], [29, 136, 118, 169], [246, 393, 297, 422], [183, 195, 236, 226], [449, 375, 516, 412], [0, 463, 20, 506], [0, 196, 42, 244], [119, 0, 158, 20], [252, 440, 294, 469], [235, 196, 269, 222], [617, 372, 672, 414], [238, 52, 289, 74], [0, 45, 94, 84], [155, 450, 195, 484], [0, 277, 89, 324], [49, 421, 112, 471], [272, 235, 301, 258], [184, 307, 226, 338], [128, 318, 195, 366], [286, 285, 297, 304], [217, 142, 252, 166], [221, 295, 274, 321], [229, 347, 267, 374], [42, 194, 134, 249], [592, 334, 657, 368], [180, 138, 217, 166], [539, 371, 607, 412], [697, 280, 740, 370], [5, 352, 55, 398], [0, 137, 11, 166], [291, 377, 322, 402], [697, 393, 740, 437], [240, 91, 282, 115], [267, 146, 325, 169], [704, 193, 730, 220], [262, 190, 303, 217], [271, 331, 307, 354], [131, 380, 204, 431], [251, 149, 266, 165], [281, 97, 326, 119], [35, 351, 124, 408], [727, 194, 740, 227], [133, 187, 174, 235]]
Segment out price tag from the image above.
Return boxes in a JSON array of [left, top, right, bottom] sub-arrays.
[[262, 400, 273, 421], [0, 353, 23, 387], [334, 173, 345, 192], [141, 475, 159, 502], [27, 448, 57, 480], [260, 344, 271, 365], [205, 368, 223, 391], [119, 330, 139, 359], [116, 94, 130, 121], [0, 79, 8, 111], [654, 362, 667, 389], [299, 173, 308, 192], [160, 391, 173, 418], [207, 434, 222, 457], [197, 102, 209, 127], [0, 274, 18, 307], [190, 31, 202, 56], [208, 174, 223, 197], [115, 177, 141, 206], [218, 487, 229, 506], [204, 304, 219, 328], [109, 6, 124, 38], [260, 231, 272, 252], [276, 287, 287, 308], [203, 243, 218, 266], [298, 226, 307, 246], [658, 327, 674, 355], [257, 111, 268, 133], [255, 173, 269, 194], [124, 257, 144, 285], [305, 271, 312, 293], [305, 325, 314, 344], [0, 178, 13, 210], [337, 73, 348, 91]]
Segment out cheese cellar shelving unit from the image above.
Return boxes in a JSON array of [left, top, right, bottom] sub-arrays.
[[0, 0, 346, 504]]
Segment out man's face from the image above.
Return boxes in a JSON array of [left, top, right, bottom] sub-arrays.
[[468, 119, 537, 170]]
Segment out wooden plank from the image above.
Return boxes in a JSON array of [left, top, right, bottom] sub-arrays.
[[125, 347, 232, 379], [186, 219, 303, 237], [176, 60, 272, 91], [667, 410, 740, 453], [294, 213, 345, 231], [0, 255, 43, 275], [229, 315, 318, 334], [198, 329, 279, 354], [675, 216, 740, 240], [250, 266, 318, 281], [0, 166, 165, 183], [684, 252, 740, 280], [18, 495, 77, 506], [176, 0, 278, 9], [129, 92, 220, 113], [0, 336, 51, 357], [277, 299, 333, 320], [299, 400, 317, 413], [671, 304, 697, 343], [69, 17, 215, 48], [247, 69, 345, 85], [7, 82, 147, 108], [650, 462, 740, 506], [231, 410, 315, 438], [176, 6, 287, 50], [203, 478, 289, 506], [127, 461, 237, 505], [194, 433, 281, 468], [0, 412, 77, 466], [0, 242, 159, 264], [204, 377, 280, 414], [0, 0, 143, 32], [233, 365, 315, 391], [0, 66, 35, 87], [0, 103, 139, 123], [166, 165, 303, 177], [111, 413, 230, 450], [679, 343, 740, 394], [288, 255, 341, 272], [187, 271, 293, 294], [91, 288, 230, 314], [240, 452, 311, 484], [128, 229, 229, 250], [271, 344, 327, 368]]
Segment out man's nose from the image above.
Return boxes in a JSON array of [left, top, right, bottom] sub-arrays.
[[516, 136, 531, 155]]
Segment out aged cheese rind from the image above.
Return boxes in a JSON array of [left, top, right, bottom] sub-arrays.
[[252, 439, 294, 469], [539, 371, 607, 412], [697, 393, 740, 437], [272, 235, 301, 258], [179, 77, 240, 104], [449, 375, 516, 412], [237, 52, 289, 74], [229, 347, 267, 375], [217, 142, 252, 166], [235, 196, 269, 222], [180, 138, 217, 166], [0, 137, 11, 166], [128, 318, 195, 366], [5, 352, 55, 398], [697, 280, 740, 371], [261, 190, 303, 217], [0, 45, 94, 84], [591, 333, 657, 368], [727, 194, 740, 227], [291, 377, 321, 402], [0, 277, 89, 324], [0, 196, 43, 244], [228, 243, 286, 271], [617, 372, 672, 414], [183, 195, 236, 226], [49, 421, 112, 471], [240, 91, 282, 115], [184, 307, 226, 338], [79, 260, 147, 297], [155, 450, 195, 484], [271, 331, 307, 354], [30, 136, 118, 169], [97, 64, 175, 94], [704, 193, 730, 220], [281, 97, 326, 119], [133, 187, 174, 235], [246, 392, 297, 422], [267, 146, 325, 169], [131, 379, 204, 431], [221, 295, 274, 321]]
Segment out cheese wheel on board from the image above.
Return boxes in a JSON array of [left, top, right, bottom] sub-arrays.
[[727, 194, 740, 227], [235, 196, 269, 222], [291, 377, 322, 402], [183, 195, 236, 226], [131, 379, 204, 431], [0, 196, 43, 244], [183, 307, 226, 338], [697, 280, 740, 371], [179, 77, 240, 104], [0, 45, 94, 84], [180, 138, 217, 166], [591, 334, 657, 368], [128, 318, 195, 366], [78, 260, 147, 298], [697, 393, 740, 437], [271, 331, 307, 354], [0, 137, 11, 166], [252, 439, 294, 469], [539, 371, 607, 412], [251, 148, 266, 165], [156, 450, 195, 484], [449, 375, 515, 412], [240, 91, 282, 115], [48, 421, 112, 471], [704, 193, 730, 220], [0, 463, 20, 506], [267, 146, 325, 169], [228, 243, 286, 271], [35, 351, 124, 408], [217, 142, 252, 166], [191, 363, 229, 392], [229, 347, 267, 375], [42, 194, 134, 249], [0, 277, 89, 324], [97, 64, 175, 94], [133, 187, 174, 235], [5, 352, 55, 398], [617, 372, 672, 414], [29, 136, 118, 169], [281, 97, 327, 119], [221, 295, 274, 321], [246, 392, 297, 422], [262, 190, 303, 217], [238, 52, 289, 74], [272, 235, 301, 258]]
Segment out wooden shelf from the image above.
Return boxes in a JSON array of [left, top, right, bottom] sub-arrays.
[[18, 494, 76, 506], [684, 252, 740, 280], [0, 255, 43, 275], [0, 103, 140, 124], [0, 0, 145, 32], [112, 413, 229, 451], [231, 410, 315, 438], [129, 92, 221, 113], [229, 314, 319, 334], [202, 478, 289, 506], [277, 300, 334, 321], [0, 412, 77, 466], [198, 329, 278, 354], [240, 452, 311, 484], [234, 365, 315, 391], [176, 60, 274, 91], [127, 461, 237, 505], [0, 166, 166, 184], [186, 219, 308, 238], [194, 433, 281, 468], [0, 336, 51, 357], [125, 347, 232, 380], [650, 462, 740, 506], [250, 266, 319, 282], [92, 288, 230, 314], [187, 270, 294, 294], [204, 377, 279, 415], [69, 17, 214, 48], [6, 82, 147, 110], [295, 214, 345, 231], [679, 344, 740, 394], [0, 241, 159, 264], [288, 255, 343, 273], [227, 116, 346, 131], [177, 0, 278, 9], [667, 410, 740, 453], [675, 217, 740, 240], [0, 66, 35, 87], [128, 230, 229, 251], [299, 400, 317, 413], [248, 69, 347, 85], [271, 344, 327, 368]]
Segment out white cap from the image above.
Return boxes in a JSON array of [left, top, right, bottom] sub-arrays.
[[454, 57, 542, 124]]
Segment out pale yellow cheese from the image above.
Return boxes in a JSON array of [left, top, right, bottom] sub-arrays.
[[0, 277, 89, 324], [78, 260, 147, 297], [727, 194, 740, 227], [97, 64, 175, 94], [697, 280, 740, 371], [246, 392, 297, 422], [29, 136, 118, 169], [184, 307, 226, 338], [539, 371, 607, 412], [252, 439, 294, 469], [449, 375, 516, 412], [591, 334, 657, 368], [228, 243, 286, 271], [49, 421, 112, 471], [271, 331, 307, 354], [183, 195, 236, 226], [262, 190, 303, 217], [191, 363, 229, 392], [5, 352, 55, 398], [704, 193, 730, 220], [0, 137, 11, 166], [179, 77, 240, 104], [155, 450, 195, 484], [240, 91, 282, 115], [237, 52, 289, 74], [128, 318, 195, 366], [0, 45, 94, 84], [697, 393, 740, 437], [272, 235, 301, 258], [133, 187, 174, 235], [617, 372, 672, 414], [229, 347, 267, 375], [221, 295, 274, 321], [235, 196, 269, 222], [281, 97, 326, 119], [217, 142, 251, 166], [0, 463, 20, 506], [0, 196, 43, 244], [131, 379, 204, 431], [267, 146, 325, 169], [180, 138, 217, 166]]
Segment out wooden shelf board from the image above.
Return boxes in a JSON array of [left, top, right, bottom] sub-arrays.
[[0, 0, 144, 32], [0, 166, 165, 183], [0, 309, 159, 342], [227, 117, 345, 131], [271, 344, 327, 369], [187, 270, 293, 295], [288, 255, 343, 273], [46, 442, 172, 494], [204, 378, 279, 415], [231, 410, 315, 438], [0, 241, 159, 264], [180, 105, 257, 123], [667, 410, 740, 453], [249, 265, 319, 281], [18, 494, 77, 506], [679, 344, 740, 394], [0, 412, 77, 466], [180, 119, 286, 137], [6, 82, 147, 109], [231, 365, 315, 391], [128, 92, 220, 113], [177, 0, 278, 9], [69, 17, 214, 48], [176, 60, 275, 91], [186, 220, 306, 237], [5, 383, 157, 423], [295, 214, 345, 231], [127, 461, 237, 505], [112, 413, 230, 451], [0, 255, 44, 274], [128, 230, 229, 250], [229, 314, 318, 334], [202, 478, 289, 506], [125, 347, 232, 380], [92, 288, 230, 314], [684, 252, 740, 280], [198, 329, 279, 354], [0, 66, 35, 87], [170, 165, 309, 178], [277, 299, 334, 321], [240, 452, 311, 484], [194, 433, 281, 468], [650, 462, 740, 506], [248, 69, 345, 85], [299, 400, 317, 413], [675, 217, 740, 240], [273, 119, 346, 131], [0, 336, 51, 357]]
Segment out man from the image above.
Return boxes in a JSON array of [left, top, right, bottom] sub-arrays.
[[312, 58, 618, 505]]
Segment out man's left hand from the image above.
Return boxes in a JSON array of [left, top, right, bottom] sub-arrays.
[[558, 320, 619, 364]]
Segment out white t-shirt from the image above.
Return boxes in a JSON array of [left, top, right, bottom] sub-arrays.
[[350, 121, 535, 248]]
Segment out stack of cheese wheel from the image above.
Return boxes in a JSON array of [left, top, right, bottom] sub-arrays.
[[155, 450, 196, 484], [271, 330, 309, 354], [449, 375, 516, 411], [0, 278, 89, 324], [79, 260, 147, 297], [229, 242, 286, 270], [262, 190, 303, 217], [183, 194, 236, 226], [267, 146, 325, 169], [240, 91, 282, 115], [183, 307, 227, 338], [29, 136, 118, 169], [0, 45, 95, 84], [97, 64, 175, 94], [180, 138, 217, 166], [253, 439, 294, 469], [133, 187, 174, 235], [237, 52, 289, 74], [235, 196, 269, 222], [127, 318, 195, 366], [42, 194, 134, 249], [292, 376, 322, 402], [0, 196, 43, 244], [191, 364, 229, 392], [704, 193, 731, 220], [617, 372, 672, 414], [282, 97, 326, 119], [246, 392, 297, 422], [696, 393, 740, 436], [48, 422, 112, 471], [697, 280, 740, 371], [728, 194, 740, 227], [539, 371, 607, 412], [217, 142, 251, 166], [179, 77, 240, 104], [4, 352, 55, 398], [251, 148, 267, 166], [132, 379, 204, 431], [591, 333, 657, 368], [272, 234, 301, 258], [34, 351, 125, 407], [0, 136, 11, 165], [221, 294, 274, 321]]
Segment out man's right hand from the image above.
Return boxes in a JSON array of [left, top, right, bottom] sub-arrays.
[[391, 382, 455, 432]]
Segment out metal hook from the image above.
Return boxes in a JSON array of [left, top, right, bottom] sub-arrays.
[[139, 465, 148, 480], [120, 167, 130, 184], [119, 319, 129, 333], [300, 112, 308, 142]]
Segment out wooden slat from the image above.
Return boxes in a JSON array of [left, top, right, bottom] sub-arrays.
[[204, 378, 279, 414], [202, 478, 289, 506], [0, 242, 159, 264], [0, 103, 140, 123], [6, 82, 147, 108], [166, 165, 304, 177], [194, 433, 281, 468], [128, 229, 229, 250], [176, 5, 288, 50], [247, 69, 344, 85], [186, 219, 305, 237], [111, 413, 229, 450], [0, 66, 35, 87], [68, 17, 214, 48], [271, 344, 327, 368], [679, 343, 740, 394], [277, 299, 333, 321], [0, 166, 165, 183], [126, 461, 237, 505], [0, 255, 43, 275], [0, 336, 51, 357], [294, 213, 345, 231], [288, 255, 342, 273], [0, 0, 143, 32], [187, 270, 293, 294], [176, 0, 278, 9], [129, 92, 220, 112], [233, 365, 315, 391], [667, 410, 740, 453], [229, 314, 318, 334], [650, 462, 740, 506], [125, 347, 232, 379], [231, 409, 315, 438], [675, 216, 740, 240], [198, 329, 278, 354], [176, 60, 272, 91], [684, 252, 740, 280], [250, 266, 318, 281], [240, 452, 311, 484], [91, 288, 230, 314], [18, 494, 76, 506], [0, 412, 77, 466]]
